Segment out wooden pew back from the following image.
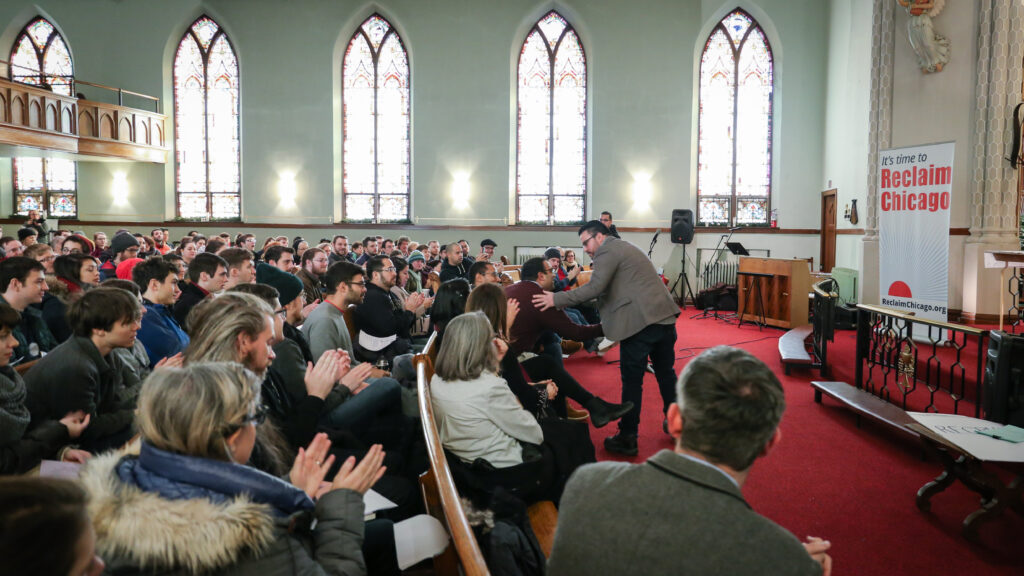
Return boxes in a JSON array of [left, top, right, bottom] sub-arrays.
[[340, 304, 359, 346], [415, 354, 489, 576]]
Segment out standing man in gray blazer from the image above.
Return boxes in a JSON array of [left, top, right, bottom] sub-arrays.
[[547, 346, 832, 576], [534, 220, 679, 454]]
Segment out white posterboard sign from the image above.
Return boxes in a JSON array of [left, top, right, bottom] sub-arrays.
[[877, 142, 954, 322]]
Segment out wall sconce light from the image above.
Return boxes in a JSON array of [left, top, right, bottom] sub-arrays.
[[452, 172, 471, 209], [278, 172, 297, 205], [112, 172, 129, 205], [632, 173, 652, 210]]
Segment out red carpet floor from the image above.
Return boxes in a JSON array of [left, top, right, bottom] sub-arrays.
[[562, 312, 1024, 575]]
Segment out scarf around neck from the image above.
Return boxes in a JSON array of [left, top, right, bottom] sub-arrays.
[[0, 366, 32, 446]]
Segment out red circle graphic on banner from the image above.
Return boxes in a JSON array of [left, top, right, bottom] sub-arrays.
[[887, 281, 912, 298]]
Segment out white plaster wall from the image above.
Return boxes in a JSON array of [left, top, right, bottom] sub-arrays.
[[888, 1, 977, 311], [822, 0, 873, 272]]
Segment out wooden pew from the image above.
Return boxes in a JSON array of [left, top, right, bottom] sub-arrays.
[[575, 270, 592, 288], [423, 330, 439, 367], [15, 359, 38, 375], [340, 304, 359, 346], [414, 354, 489, 575]]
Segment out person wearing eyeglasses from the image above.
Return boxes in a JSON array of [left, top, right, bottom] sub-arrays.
[[297, 247, 329, 305], [352, 257, 424, 375], [81, 362, 385, 575], [534, 220, 680, 456]]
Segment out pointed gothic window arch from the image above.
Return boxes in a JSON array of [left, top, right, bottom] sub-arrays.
[[9, 16, 77, 217], [516, 10, 587, 225], [173, 15, 241, 220], [697, 9, 774, 226], [342, 14, 411, 223]]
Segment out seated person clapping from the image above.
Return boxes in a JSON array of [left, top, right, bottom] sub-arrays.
[[80, 362, 385, 575]]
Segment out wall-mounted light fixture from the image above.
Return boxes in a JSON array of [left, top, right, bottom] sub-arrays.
[[452, 172, 471, 209], [278, 172, 297, 205], [632, 173, 652, 210], [112, 172, 129, 205]]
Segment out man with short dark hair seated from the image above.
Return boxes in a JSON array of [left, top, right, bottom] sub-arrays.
[[548, 346, 833, 576], [219, 247, 255, 290], [0, 257, 56, 362], [439, 241, 470, 283], [263, 245, 296, 272], [173, 252, 228, 328], [24, 287, 142, 453], [352, 256, 424, 367], [133, 257, 188, 367], [297, 247, 328, 305], [507, 257, 602, 369], [468, 259, 499, 288]]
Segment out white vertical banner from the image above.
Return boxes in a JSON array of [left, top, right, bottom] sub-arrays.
[[877, 142, 954, 322]]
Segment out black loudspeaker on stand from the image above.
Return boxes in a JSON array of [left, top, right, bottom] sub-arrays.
[[667, 209, 695, 308]]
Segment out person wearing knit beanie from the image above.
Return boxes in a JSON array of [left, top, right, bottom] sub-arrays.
[[254, 262, 303, 307], [110, 232, 139, 257]]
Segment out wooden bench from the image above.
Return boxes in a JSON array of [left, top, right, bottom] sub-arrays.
[[423, 330, 439, 368], [778, 324, 813, 375], [15, 359, 38, 375], [504, 269, 520, 283], [811, 381, 918, 438], [575, 270, 591, 288], [415, 354, 489, 575], [340, 304, 359, 347]]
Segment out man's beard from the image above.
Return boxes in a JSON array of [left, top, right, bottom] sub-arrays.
[[241, 350, 270, 379]]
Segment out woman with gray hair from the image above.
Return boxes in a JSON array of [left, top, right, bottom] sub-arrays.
[[81, 362, 385, 575], [431, 311, 568, 502]]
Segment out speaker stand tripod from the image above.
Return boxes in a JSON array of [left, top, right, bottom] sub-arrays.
[[668, 245, 695, 309]]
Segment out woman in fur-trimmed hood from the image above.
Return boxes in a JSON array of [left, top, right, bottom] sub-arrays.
[[79, 362, 386, 576]]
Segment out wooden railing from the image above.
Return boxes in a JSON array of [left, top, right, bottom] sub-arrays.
[[855, 304, 989, 416], [811, 278, 839, 378], [0, 68, 168, 163]]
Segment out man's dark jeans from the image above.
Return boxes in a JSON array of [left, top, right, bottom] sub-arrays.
[[617, 322, 677, 435]]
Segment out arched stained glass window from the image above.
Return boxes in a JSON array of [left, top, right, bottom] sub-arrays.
[[173, 16, 240, 220], [343, 14, 410, 223], [517, 11, 587, 225], [9, 17, 77, 217], [697, 9, 773, 226], [9, 16, 74, 95]]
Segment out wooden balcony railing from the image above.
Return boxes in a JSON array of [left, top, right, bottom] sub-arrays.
[[0, 68, 168, 163]]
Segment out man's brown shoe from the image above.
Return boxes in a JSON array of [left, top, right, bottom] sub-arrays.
[[560, 340, 583, 356], [566, 404, 590, 421]]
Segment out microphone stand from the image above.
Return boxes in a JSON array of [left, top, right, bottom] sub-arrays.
[[691, 227, 737, 320], [647, 229, 660, 260]]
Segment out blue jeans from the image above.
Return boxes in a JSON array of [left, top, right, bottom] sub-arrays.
[[321, 376, 402, 433], [617, 323, 677, 435], [538, 330, 565, 370]]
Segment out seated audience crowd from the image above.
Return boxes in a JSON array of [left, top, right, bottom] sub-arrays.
[[0, 222, 830, 575]]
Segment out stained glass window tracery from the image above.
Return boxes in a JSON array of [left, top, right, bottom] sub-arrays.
[[697, 9, 773, 226], [9, 17, 73, 96], [342, 14, 410, 223], [13, 157, 78, 217], [9, 17, 77, 217], [173, 16, 240, 220], [517, 11, 587, 225]]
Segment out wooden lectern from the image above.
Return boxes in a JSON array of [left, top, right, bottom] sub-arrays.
[[737, 257, 811, 329], [983, 250, 1024, 330]]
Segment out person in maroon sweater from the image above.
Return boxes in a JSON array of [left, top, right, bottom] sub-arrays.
[[505, 257, 602, 362]]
